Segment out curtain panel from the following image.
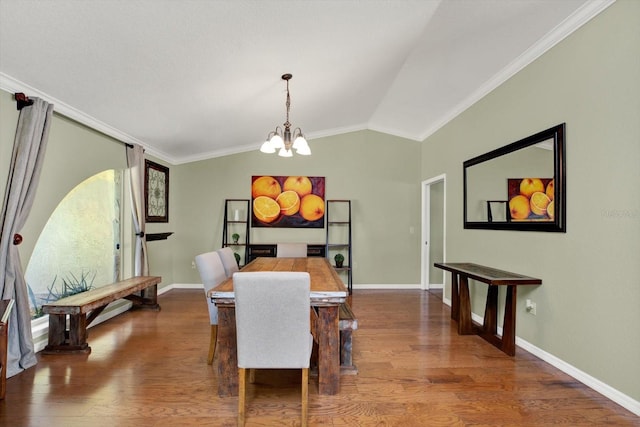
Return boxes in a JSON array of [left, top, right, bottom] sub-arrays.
[[126, 144, 149, 276], [0, 98, 53, 377]]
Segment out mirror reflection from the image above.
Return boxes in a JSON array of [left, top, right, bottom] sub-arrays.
[[463, 124, 565, 232]]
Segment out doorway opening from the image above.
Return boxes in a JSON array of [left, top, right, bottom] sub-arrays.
[[421, 174, 446, 292]]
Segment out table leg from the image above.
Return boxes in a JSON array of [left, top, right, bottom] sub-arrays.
[[457, 275, 474, 335], [501, 286, 517, 356], [217, 305, 238, 397], [483, 285, 499, 335], [450, 272, 459, 322], [317, 305, 340, 395]]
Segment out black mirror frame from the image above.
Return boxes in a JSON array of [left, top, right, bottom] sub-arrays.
[[463, 123, 566, 232]]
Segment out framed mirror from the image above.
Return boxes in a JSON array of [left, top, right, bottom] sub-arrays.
[[463, 123, 565, 232]]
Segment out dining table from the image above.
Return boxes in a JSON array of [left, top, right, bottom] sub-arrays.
[[209, 257, 348, 396]]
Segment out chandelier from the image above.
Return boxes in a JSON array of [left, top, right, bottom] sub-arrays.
[[260, 74, 311, 157]]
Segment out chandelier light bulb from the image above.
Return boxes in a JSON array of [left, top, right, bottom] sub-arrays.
[[278, 147, 293, 157], [260, 139, 276, 153], [269, 133, 284, 149]]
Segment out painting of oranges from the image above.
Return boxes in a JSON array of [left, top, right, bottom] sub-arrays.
[[507, 178, 554, 221], [251, 175, 325, 227]]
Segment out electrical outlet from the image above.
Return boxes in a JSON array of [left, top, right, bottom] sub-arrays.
[[526, 299, 537, 315]]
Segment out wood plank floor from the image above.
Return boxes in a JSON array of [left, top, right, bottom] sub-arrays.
[[2, 289, 638, 426]]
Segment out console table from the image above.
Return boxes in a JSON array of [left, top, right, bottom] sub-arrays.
[[434, 262, 541, 356]]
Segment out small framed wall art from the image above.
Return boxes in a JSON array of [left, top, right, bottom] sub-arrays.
[[145, 159, 169, 223]]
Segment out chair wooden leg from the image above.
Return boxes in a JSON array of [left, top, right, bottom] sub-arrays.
[[207, 325, 217, 365], [301, 367, 309, 427], [238, 367, 246, 426]]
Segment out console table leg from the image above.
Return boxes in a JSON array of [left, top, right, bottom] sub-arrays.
[[457, 275, 474, 335], [483, 286, 499, 335], [501, 286, 517, 356], [450, 272, 459, 322]]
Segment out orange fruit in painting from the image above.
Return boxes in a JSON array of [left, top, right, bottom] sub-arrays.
[[299, 194, 325, 222], [283, 176, 312, 198], [547, 200, 555, 220], [545, 179, 554, 201], [251, 176, 281, 199], [509, 195, 531, 220], [519, 178, 545, 198], [276, 190, 300, 216], [530, 191, 551, 216], [253, 196, 280, 223]]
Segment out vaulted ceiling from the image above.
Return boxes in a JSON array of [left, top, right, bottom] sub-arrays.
[[0, 1, 610, 164]]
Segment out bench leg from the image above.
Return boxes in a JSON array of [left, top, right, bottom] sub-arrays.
[[125, 284, 161, 311], [43, 313, 91, 354], [340, 329, 358, 374]]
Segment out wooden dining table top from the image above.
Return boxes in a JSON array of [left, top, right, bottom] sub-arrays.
[[210, 257, 348, 306]]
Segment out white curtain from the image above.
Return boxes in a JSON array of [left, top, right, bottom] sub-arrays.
[[0, 98, 53, 377], [126, 144, 149, 276]]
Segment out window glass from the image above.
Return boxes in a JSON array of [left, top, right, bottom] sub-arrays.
[[25, 169, 122, 318]]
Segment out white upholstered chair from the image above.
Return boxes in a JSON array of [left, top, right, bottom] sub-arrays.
[[234, 272, 312, 427], [276, 243, 308, 258], [195, 251, 228, 364], [216, 247, 240, 277]]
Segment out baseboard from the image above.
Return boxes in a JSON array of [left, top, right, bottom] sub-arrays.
[[353, 283, 422, 290]]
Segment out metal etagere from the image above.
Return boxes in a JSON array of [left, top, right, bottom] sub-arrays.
[[221, 199, 250, 267], [325, 199, 352, 294]]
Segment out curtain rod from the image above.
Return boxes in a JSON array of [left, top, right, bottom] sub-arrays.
[[14, 92, 33, 110]]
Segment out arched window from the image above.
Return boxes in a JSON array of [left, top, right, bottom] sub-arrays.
[[25, 170, 123, 318]]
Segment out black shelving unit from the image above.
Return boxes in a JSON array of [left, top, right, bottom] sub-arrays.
[[325, 199, 352, 294], [221, 199, 250, 267]]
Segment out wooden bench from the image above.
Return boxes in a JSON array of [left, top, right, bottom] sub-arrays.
[[339, 301, 358, 374], [1, 300, 15, 400], [42, 276, 162, 354]]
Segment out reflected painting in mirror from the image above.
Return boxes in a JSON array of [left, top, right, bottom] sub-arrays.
[[463, 123, 566, 232]]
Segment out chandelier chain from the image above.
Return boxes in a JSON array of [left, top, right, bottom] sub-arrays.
[[284, 78, 291, 129]]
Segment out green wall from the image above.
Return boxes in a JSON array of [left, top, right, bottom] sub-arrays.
[[169, 130, 422, 286], [421, 0, 639, 401]]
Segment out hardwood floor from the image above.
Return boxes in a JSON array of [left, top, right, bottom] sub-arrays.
[[2, 289, 638, 426]]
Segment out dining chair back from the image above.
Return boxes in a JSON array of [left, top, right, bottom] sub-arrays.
[[195, 251, 227, 364], [276, 243, 308, 258], [216, 247, 240, 277], [234, 271, 312, 426]]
